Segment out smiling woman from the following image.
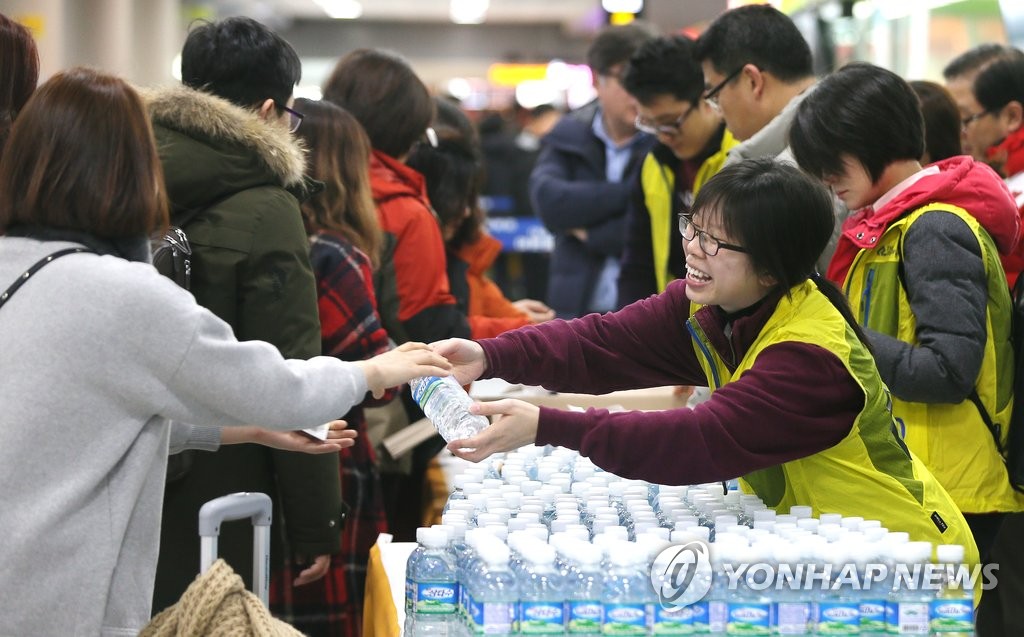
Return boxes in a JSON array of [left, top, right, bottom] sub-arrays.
[[428, 158, 979, 577]]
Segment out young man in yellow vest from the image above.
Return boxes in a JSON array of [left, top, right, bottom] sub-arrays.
[[616, 35, 737, 307]]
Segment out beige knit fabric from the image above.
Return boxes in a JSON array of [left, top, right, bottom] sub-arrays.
[[141, 559, 305, 637]]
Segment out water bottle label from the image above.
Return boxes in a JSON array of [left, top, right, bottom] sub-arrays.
[[568, 600, 603, 634], [520, 601, 566, 634], [859, 600, 886, 633], [653, 604, 695, 635], [708, 600, 728, 633], [470, 599, 517, 635], [688, 602, 711, 634], [929, 599, 973, 634], [411, 581, 457, 614], [897, 602, 930, 635], [411, 376, 444, 407], [814, 601, 860, 635], [726, 602, 770, 635], [602, 603, 648, 635], [886, 601, 898, 632], [774, 601, 811, 635]]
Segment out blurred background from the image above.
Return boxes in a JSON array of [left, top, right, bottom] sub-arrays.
[[3, 0, 1023, 112]]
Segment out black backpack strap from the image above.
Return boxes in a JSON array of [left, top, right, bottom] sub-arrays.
[[0, 247, 93, 311]]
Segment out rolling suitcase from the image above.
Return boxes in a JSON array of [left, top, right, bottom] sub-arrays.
[[198, 491, 273, 606]]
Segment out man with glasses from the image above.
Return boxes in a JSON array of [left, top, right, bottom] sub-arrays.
[[529, 23, 655, 318], [942, 43, 1023, 160], [694, 4, 838, 271], [147, 17, 343, 615], [617, 36, 738, 307]]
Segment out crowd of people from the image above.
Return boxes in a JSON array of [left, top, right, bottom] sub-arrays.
[[1, 3, 1024, 636]]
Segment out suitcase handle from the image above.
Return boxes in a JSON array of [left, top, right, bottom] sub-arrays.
[[198, 492, 272, 606]]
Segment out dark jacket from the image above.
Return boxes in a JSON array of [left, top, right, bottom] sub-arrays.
[[145, 85, 344, 612], [528, 100, 654, 318]]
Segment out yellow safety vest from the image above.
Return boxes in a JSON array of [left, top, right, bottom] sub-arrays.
[[844, 203, 1023, 514], [688, 280, 979, 566], [642, 129, 739, 293]]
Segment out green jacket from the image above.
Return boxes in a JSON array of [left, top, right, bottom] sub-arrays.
[[144, 85, 344, 612]]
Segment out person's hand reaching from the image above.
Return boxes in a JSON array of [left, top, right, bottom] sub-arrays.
[[356, 342, 452, 398], [446, 398, 540, 462]]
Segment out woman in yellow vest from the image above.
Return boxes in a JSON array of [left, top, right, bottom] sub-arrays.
[[789, 63, 1024, 564], [431, 158, 977, 570]]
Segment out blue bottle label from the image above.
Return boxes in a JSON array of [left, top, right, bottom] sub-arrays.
[[774, 601, 811, 635], [896, 602, 931, 635], [886, 600, 898, 632], [520, 601, 565, 634], [411, 581, 457, 614], [688, 602, 711, 634], [815, 601, 860, 635], [653, 603, 695, 635], [602, 603, 648, 635], [726, 602, 771, 635], [929, 599, 973, 634], [859, 600, 887, 633], [412, 376, 444, 407], [568, 600, 603, 634]]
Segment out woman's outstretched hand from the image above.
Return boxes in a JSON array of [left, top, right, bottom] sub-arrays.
[[357, 342, 452, 398], [446, 398, 540, 462], [225, 420, 357, 453], [430, 338, 487, 385]]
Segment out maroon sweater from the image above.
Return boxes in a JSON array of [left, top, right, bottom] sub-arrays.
[[477, 280, 864, 485]]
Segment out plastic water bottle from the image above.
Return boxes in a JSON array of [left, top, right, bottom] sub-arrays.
[[887, 542, 933, 636], [929, 545, 974, 636], [814, 542, 860, 636], [518, 543, 567, 635], [566, 543, 604, 636], [772, 542, 812, 636], [406, 527, 458, 636], [601, 543, 650, 636], [466, 542, 519, 636], [725, 544, 772, 637], [411, 375, 489, 442]]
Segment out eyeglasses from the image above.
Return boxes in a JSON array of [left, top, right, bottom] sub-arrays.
[[703, 66, 745, 110], [634, 102, 697, 136], [679, 213, 748, 255], [278, 103, 304, 133], [961, 110, 991, 129]]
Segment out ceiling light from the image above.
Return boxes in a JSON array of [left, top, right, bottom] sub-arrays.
[[314, 0, 362, 19], [602, 0, 643, 13], [450, 0, 489, 24]]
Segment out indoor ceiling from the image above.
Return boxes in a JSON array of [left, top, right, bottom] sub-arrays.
[[203, 0, 603, 26]]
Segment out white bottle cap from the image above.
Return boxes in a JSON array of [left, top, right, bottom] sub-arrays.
[[936, 544, 965, 564], [840, 516, 864, 530], [790, 505, 814, 519], [818, 513, 842, 526]]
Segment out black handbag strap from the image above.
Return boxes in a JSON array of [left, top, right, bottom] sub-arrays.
[[0, 247, 92, 311]]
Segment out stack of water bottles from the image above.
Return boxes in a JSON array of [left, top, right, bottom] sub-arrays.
[[402, 443, 976, 636]]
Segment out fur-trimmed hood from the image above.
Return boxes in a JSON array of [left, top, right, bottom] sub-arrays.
[[141, 84, 305, 189]]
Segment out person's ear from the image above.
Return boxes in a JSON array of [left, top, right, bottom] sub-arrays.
[[256, 98, 277, 122], [758, 270, 778, 288], [744, 64, 766, 99], [1005, 100, 1024, 133]]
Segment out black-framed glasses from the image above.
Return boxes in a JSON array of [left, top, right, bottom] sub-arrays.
[[278, 103, 304, 133], [704, 66, 745, 110], [679, 213, 748, 255], [961, 110, 991, 129], [634, 102, 698, 136]]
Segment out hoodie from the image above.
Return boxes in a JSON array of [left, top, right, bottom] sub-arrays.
[[827, 156, 1020, 285]]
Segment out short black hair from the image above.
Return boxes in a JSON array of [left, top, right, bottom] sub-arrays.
[[322, 49, 434, 159], [942, 43, 1020, 80], [909, 80, 961, 163], [622, 36, 704, 106], [790, 63, 924, 183], [974, 55, 1024, 115], [181, 17, 300, 111], [586, 23, 655, 76], [694, 4, 812, 82]]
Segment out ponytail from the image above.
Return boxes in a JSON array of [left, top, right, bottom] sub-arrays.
[[809, 272, 873, 353]]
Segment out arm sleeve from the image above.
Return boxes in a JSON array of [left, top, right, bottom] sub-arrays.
[[529, 143, 633, 232], [536, 341, 861, 484], [584, 213, 628, 258], [168, 421, 221, 454], [479, 282, 706, 391], [867, 212, 988, 403]]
